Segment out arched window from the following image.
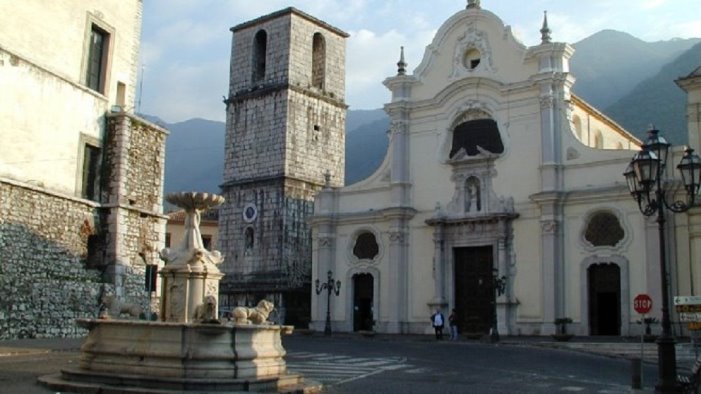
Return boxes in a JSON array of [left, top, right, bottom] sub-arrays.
[[450, 118, 503, 158], [572, 115, 582, 140], [594, 130, 604, 149], [353, 231, 379, 260], [585, 212, 624, 247], [244, 227, 254, 250], [252, 30, 267, 83], [312, 33, 326, 89], [464, 48, 481, 70]]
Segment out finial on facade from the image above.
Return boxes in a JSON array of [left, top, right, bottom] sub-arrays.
[[540, 11, 552, 44], [397, 46, 407, 75], [467, 0, 481, 9], [324, 170, 331, 187]]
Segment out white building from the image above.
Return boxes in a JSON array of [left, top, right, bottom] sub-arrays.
[[310, 2, 701, 336], [0, 0, 167, 339]]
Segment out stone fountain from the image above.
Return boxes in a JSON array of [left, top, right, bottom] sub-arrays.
[[40, 192, 313, 393]]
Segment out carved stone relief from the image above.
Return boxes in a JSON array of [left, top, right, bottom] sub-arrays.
[[451, 27, 495, 78], [444, 162, 514, 218]]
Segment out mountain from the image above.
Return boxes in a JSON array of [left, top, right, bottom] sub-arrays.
[[570, 30, 700, 109], [605, 42, 701, 144], [162, 118, 225, 196], [345, 116, 390, 184], [346, 109, 387, 132]]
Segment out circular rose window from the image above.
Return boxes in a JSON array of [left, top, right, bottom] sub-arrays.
[[242, 203, 257, 223]]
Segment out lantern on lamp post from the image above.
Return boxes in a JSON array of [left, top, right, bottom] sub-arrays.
[[315, 270, 341, 336], [623, 126, 701, 393]]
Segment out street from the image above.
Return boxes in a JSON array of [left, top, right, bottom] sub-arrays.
[[0, 334, 660, 393], [283, 335, 657, 393]]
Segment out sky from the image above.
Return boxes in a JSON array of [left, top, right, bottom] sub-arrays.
[[139, 0, 701, 124]]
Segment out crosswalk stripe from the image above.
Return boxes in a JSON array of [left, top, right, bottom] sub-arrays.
[[286, 352, 411, 386]]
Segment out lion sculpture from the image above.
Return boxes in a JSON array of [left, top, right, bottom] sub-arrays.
[[232, 300, 274, 325], [100, 295, 142, 319], [193, 294, 219, 323]]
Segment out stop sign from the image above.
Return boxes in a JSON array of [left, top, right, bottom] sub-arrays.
[[634, 294, 653, 314]]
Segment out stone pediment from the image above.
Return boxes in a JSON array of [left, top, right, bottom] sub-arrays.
[[413, 7, 526, 82]]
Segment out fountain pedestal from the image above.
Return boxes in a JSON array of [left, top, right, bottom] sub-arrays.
[[39, 193, 318, 393], [159, 192, 226, 323]]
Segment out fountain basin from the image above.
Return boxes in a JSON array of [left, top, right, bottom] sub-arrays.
[[38, 319, 314, 393]]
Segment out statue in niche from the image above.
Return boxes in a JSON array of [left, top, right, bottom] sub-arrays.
[[465, 177, 481, 212]]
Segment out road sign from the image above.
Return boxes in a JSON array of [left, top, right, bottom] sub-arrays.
[[680, 312, 701, 322], [634, 294, 653, 314], [674, 296, 701, 305], [676, 304, 701, 313]]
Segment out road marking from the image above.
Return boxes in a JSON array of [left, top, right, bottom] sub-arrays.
[[286, 351, 411, 386]]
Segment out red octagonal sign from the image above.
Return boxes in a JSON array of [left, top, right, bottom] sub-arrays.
[[634, 294, 653, 314]]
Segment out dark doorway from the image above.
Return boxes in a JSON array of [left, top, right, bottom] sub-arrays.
[[353, 273, 374, 331], [588, 263, 621, 335], [454, 246, 494, 335]]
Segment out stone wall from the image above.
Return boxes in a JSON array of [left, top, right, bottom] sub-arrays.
[[0, 112, 167, 340], [0, 179, 108, 339], [102, 113, 167, 304]]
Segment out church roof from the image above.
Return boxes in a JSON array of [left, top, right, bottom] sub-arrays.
[[686, 66, 701, 78]]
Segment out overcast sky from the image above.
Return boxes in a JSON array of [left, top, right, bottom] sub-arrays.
[[139, 0, 701, 123]]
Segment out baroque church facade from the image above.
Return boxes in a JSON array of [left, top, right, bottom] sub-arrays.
[[310, 1, 701, 336]]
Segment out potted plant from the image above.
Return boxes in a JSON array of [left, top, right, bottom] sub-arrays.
[[637, 317, 659, 342], [552, 317, 574, 341]]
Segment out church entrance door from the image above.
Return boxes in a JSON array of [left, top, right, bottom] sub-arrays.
[[588, 263, 621, 335], [352, 273, 374, 331], [454, 246, 494, 336]]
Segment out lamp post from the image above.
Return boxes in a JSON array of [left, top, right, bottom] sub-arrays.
[[623, 126, 701, 393], [315, 270, 341, 336], [490, 269, 506, 343]]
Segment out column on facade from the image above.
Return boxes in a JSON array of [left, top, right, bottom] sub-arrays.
[[384, 86, 412, 333], [495, 219, 508, 334], [385, 213, 409, 333], [538, 202, 564, 335], [531, 39, 572, 334], [429, 222, 447, 309]]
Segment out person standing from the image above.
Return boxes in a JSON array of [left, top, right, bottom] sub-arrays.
[[449, 309, 458, 340], [431, 309, 445, 340]]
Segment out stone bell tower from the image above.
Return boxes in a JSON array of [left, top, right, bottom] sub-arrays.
[[219, 8, 348, 326]]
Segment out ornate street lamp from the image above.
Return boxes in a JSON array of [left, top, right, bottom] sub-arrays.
[[490, 269, 506, 343], [315, 270, 341, 336], [623, 126, 701, 393]]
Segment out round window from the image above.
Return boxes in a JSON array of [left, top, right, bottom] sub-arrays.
[[464, 48, 481, 70], [242, 203, 257, 223]]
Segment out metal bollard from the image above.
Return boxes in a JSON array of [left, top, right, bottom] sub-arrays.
[[631, 358, 642, 390]]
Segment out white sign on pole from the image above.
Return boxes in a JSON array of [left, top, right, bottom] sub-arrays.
[[674, 296, 701, 305], [679, 312, 701, 322]]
